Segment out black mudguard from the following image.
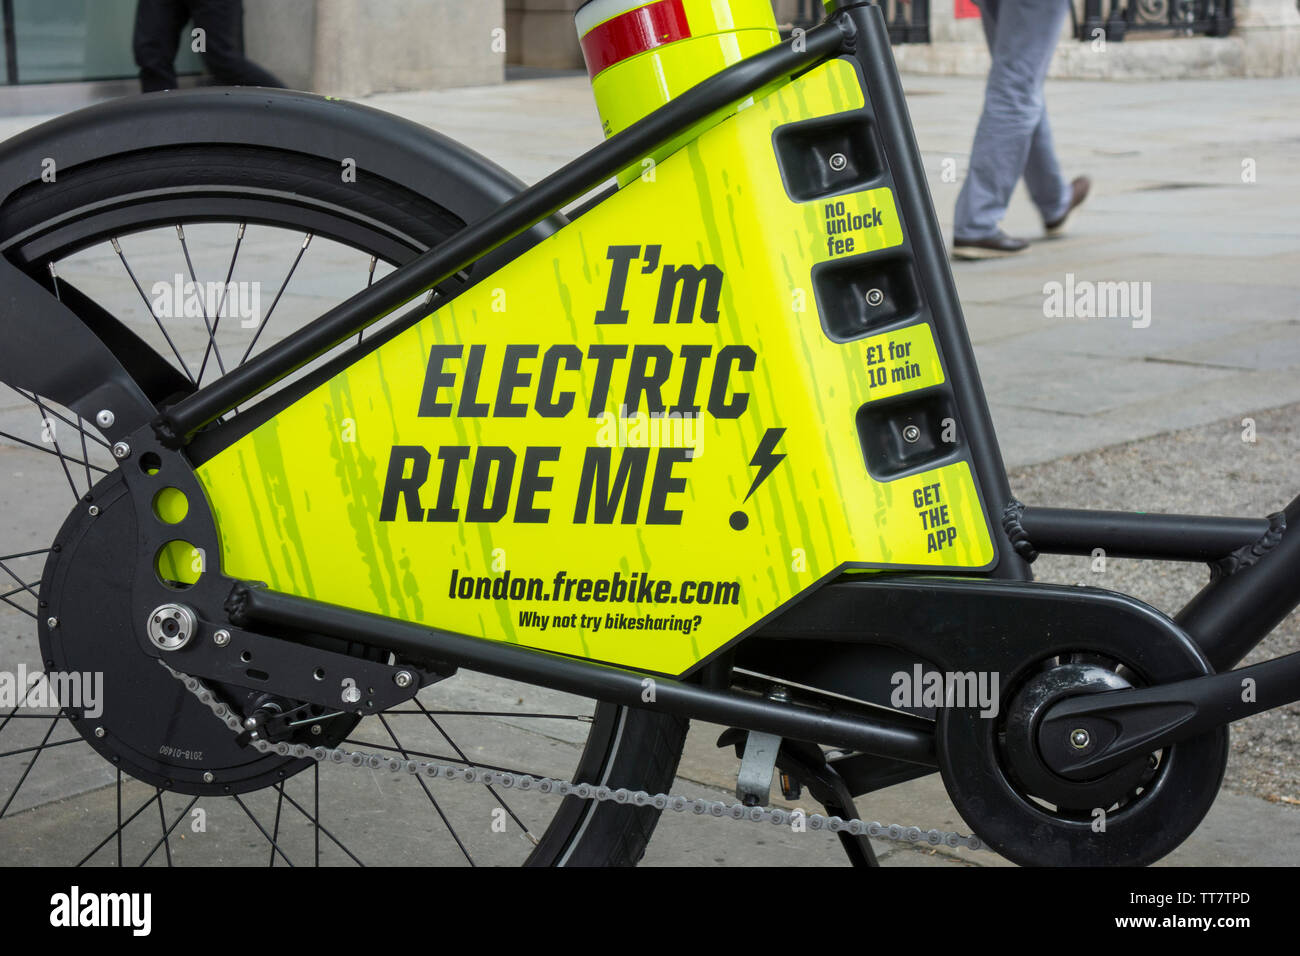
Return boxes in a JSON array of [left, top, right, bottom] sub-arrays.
[[0, 87, 560, 438]]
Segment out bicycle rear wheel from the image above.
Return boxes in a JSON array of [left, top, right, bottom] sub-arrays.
[[0, 112, 686, 867]]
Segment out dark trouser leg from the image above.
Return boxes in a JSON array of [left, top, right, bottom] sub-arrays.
[[133, 0, 188, 93], [189, 0, 286, 88]]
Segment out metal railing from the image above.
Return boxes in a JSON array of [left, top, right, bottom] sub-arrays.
[[788, 0, 931, 43], [1075, 0, 1234, 40]]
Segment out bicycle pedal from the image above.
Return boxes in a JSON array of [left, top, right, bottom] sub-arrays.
[[779, 771, 802, 801]]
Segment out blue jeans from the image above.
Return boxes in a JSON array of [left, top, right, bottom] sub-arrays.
[[953, 0, 1072, 239]]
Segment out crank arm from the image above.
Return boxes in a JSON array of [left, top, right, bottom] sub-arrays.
[[1039, 648, 1300, 779], [144, 612, 428, 715]]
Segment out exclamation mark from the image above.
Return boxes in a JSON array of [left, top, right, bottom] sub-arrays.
[[730, 427, 788, 531]]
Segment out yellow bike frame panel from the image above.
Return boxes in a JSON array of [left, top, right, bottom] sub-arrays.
[[197, 57, 995, 676]]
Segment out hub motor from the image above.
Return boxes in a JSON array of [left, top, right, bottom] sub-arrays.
[[37, 472, 356, 795]]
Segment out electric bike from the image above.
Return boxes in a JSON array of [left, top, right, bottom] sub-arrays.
[[0, 0, 1296, 867]]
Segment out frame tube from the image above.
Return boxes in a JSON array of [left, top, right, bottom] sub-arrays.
[[1020, 506, 1271, 562], [228, 584, 937, 766], [1176, 493, 1300, 669], [157, 19, 850, 442]]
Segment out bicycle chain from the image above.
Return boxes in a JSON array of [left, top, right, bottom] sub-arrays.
[[160, 662, 983, 853]]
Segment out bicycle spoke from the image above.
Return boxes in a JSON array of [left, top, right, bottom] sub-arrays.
[[155, 789, 173, 867], [139, 793, 199, 867], [0, 676, 44, 737], [28, 393, 80, 503], [197, 223, 246, 384], [0, 737, 82, 760], [230, 793, 294, 867], [110, 237, 196, 385], [175, 225, 227, 381], [0, 429, 109, 478], [358, 256, 377, 345], [44, 266, 96, 494], [238, 233, 313, 366], [274, 782, 364, 867], [413, 697, 534, 842], [76, 786, 164, 867], [0, 595, 36, 619], [76, 415, 92, 493], [5, 386, 110, 450], [0, 549, 51, 563], [0, 714, 60, 818], [270, 783, 286, 867], [376, 714, 474, 867], [0, 567, 38, 602]]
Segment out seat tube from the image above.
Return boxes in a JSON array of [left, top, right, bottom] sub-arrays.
[[574, 0, 783, 183]]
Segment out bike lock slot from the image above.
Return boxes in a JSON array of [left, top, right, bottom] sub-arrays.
[[227, 584, 937, 766], [812, 252, 922, 341], [772, 110, 887, 202], [856, 388, 960, 480]]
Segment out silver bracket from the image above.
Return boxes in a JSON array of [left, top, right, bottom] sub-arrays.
[[736, 731, 782, 806]]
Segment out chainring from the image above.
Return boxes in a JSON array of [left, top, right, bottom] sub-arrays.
[[938, 640, 1228, 867]]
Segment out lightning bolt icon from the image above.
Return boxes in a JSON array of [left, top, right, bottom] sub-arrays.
[[744, 427, 787, 502]]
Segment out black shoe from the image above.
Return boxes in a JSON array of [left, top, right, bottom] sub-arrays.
[[952, 231, 1029, 260], [1044, 176, 1091, 237]]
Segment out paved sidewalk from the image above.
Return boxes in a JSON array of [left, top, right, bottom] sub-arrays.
[[0, 67, 1296, 866]]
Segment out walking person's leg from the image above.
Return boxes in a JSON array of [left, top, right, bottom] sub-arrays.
[[133, 0, 188, 93], [1030, 106, 1092, 236], [1022, 106, 1070, 224], [189, 0, 286, 88], [953, 0, 1070, 257]]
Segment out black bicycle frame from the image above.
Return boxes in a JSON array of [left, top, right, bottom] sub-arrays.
[[15, 3, 1300, 774]]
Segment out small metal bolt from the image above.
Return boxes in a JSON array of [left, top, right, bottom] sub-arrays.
[[202, 771, 215, 783], [310, 724, 322, 736], [95, 409, 115, 429], [112, 441, 130, 460], [902, 424, 922, 444], [828, 152, 848, 172], [394, 670, 414, 689], [865, 288, 885, 307], [1070, 728, 1091, 750], [341, 682, 362, 704], [243, 716, 258, 729], [94, 727, 105, 738], [213, 629, 231, 647], [88, 505, 99, 517], [46, 616, 58, 629]]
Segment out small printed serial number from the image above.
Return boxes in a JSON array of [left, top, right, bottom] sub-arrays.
[[159, 745, 203, 761]]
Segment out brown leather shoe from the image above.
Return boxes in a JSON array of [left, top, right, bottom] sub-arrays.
[[952, 231, 1029, 260], [1044, 176, 1091, 237]]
